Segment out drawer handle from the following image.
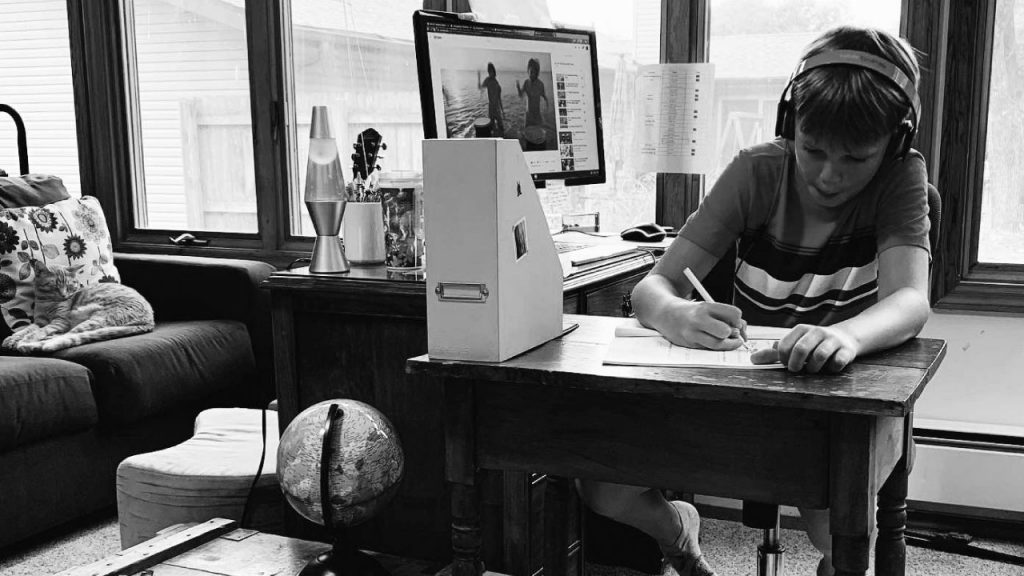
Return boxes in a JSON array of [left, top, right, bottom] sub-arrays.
[[435, 282, 489, 303]]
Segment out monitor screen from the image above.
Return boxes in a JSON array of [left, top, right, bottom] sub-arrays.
[[413, 10, 605, 187]]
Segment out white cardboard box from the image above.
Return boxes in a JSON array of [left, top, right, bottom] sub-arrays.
[[424, 139, 563, 362]]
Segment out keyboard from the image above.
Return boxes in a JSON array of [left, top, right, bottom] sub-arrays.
[[564, 244, 638, 266]]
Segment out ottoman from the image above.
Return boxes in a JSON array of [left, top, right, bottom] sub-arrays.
[[116, 407, 284, 548]]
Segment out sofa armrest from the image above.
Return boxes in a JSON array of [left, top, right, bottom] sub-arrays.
[[115, 253, 274, 324], [115, 253, 277, 405]]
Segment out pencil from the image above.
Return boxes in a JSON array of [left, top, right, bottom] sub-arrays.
[[683, 267, 715, 303], [683, 267, 751, 351]]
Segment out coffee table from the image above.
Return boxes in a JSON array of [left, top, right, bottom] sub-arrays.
[[55, 518, 441, 576]]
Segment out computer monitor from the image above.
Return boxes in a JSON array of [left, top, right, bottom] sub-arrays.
[[413, 10, 606, 187]]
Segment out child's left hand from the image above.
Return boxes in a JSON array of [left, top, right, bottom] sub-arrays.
[[750, 324, 859, 373]]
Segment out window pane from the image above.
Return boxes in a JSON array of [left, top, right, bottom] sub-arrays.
[[977, 0, 1024, 264], [543, 0, 660, 234], [128, 0, 256, 233], [0, 0, 81, 195], [708, 0, 901, 183], [287, 1, 660, 237], [288, 0, 424, 237]]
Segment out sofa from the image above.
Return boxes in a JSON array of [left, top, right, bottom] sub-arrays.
[[0, 177, 276, 549]]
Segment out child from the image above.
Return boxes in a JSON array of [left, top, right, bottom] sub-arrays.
[[579, 26, 931, 576], [516, 58, 549, 127], [478, 63, 505, 137]]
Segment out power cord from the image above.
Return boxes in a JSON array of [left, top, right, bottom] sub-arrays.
[[240, 407, 268, 529], [287, 257, 311, 270], [906, 529, 1024, 567]]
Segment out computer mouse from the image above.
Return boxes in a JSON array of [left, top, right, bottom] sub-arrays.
[[620, 222, 669, 242]]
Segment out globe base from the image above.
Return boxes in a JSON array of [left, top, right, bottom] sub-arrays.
[[299, 539, 391, 576]]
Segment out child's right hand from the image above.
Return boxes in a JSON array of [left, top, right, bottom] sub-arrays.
[[659, 301, 747, 350]]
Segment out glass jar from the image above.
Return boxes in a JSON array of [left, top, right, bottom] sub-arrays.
[[378, 171, 424, 270]]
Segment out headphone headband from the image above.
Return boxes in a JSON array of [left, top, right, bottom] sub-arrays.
[[789, 49, 920, 124], [775, 48, 920, 159]]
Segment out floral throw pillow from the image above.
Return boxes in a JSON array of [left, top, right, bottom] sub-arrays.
[[0, 196, 120, 331]]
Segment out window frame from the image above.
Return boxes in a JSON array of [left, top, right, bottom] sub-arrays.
[[659, 0, 944, 225], [68, 0, 306, 268], [666, 0, 1024, 313], [656, 0, 707, 231], [66, 0, 1024, 307], [930, 0, 1024, 312]]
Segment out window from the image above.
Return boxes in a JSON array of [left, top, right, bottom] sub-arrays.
[[125, 0, 256, 233], [71, 1, 661, 257], [933, 0, 1024, 311], [288, 0, 423, 237], [0, 0, 81, 195], [287, 0, 663, 236], [71, 0, 1022, 309], [545, 0, 661, 233], [707, 0, 901, 182], [976, 0, 1024, 265]]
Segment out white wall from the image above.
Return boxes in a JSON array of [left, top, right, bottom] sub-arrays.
[[907, 311, 1024, 515], [916, 310, 1024, 436]]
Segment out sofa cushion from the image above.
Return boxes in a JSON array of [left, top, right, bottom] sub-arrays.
[[53, 320, 256, 426], [0, 196, 120, 332], [0, 356, 97, 451]]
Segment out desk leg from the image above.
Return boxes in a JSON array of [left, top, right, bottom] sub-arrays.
[[875, 414, 914, 576], [830, 415, 874, 576], [544, 475, 571, 576], [445, 379, 484, 576], [503, 471, 531, 576], [453, 481, 485, 576]]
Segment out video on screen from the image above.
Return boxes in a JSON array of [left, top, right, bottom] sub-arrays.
[[439, 50, 558, 153]]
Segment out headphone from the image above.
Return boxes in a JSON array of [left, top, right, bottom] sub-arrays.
[[775, 49, 921, 160]]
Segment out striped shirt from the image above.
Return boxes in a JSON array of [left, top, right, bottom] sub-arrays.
[[680, 139, 930, 328]]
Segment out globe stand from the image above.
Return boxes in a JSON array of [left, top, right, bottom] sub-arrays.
[[298, 531, 390, 576], [299, 403, 393, 576]]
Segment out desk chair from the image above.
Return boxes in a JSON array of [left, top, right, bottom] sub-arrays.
[[700, 183, 943, 576]]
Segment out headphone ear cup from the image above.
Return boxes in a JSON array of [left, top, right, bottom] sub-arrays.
[[890, 119, 915, 160], [775, 100, 795, 139]]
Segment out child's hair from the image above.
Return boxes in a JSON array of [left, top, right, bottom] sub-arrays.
[[487, 62, 496, 76], [527, 58, 540, 76], [792, 26, 920, 149]]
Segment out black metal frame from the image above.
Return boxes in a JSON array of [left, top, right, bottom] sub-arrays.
[[0, 104, 29, 176]]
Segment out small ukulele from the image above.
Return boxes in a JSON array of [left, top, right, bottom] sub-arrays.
[[349, 128, 386, 201]]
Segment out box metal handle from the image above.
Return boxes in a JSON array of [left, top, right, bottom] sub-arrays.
[[435, 282, 489, 303]]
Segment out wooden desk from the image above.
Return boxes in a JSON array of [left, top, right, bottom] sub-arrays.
[[265, 252, 655, 568], [406, 314, 947, 576]]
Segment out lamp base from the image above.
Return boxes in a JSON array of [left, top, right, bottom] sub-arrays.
[[299, 541, 391, 576], [310, 235, 350, 273]]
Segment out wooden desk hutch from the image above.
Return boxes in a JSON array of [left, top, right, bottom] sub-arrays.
[[265, 251, 657, 575]]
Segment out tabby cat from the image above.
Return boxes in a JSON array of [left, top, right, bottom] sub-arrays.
[[2, 261, 154, 353]]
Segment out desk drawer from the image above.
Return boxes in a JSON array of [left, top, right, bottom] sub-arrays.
[[477, 383, 832, 509], [582, 270, 648, 316]]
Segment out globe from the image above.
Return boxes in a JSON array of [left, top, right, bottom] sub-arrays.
[[278, 399, 404, 530]]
